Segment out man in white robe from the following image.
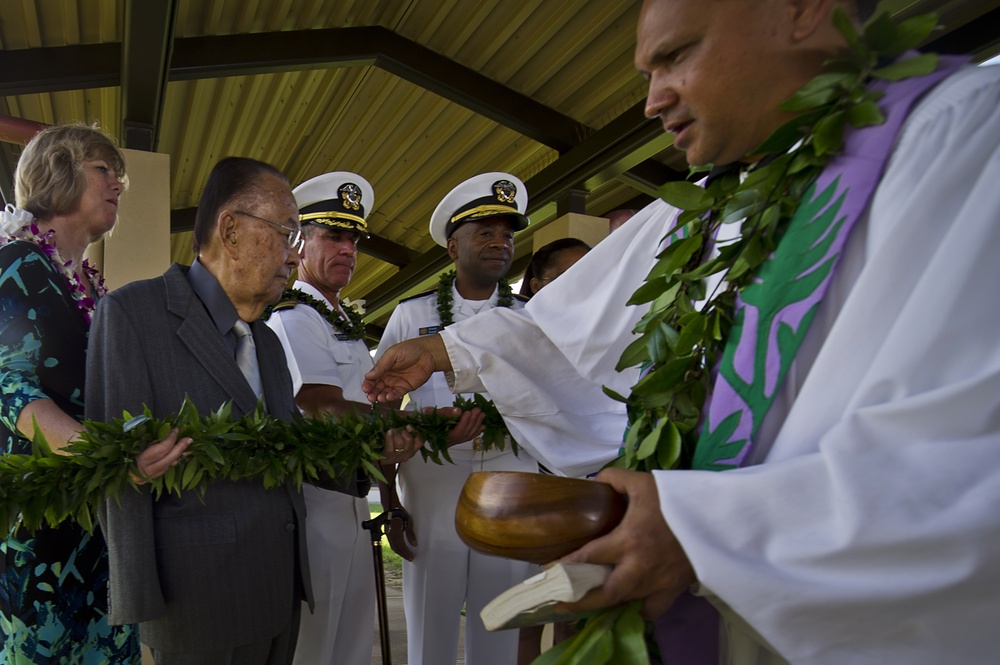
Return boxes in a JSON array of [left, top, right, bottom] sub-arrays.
[[364, 0, 1000, 662]]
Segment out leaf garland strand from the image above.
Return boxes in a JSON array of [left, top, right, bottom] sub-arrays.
[[543, 10, 940, 665], [263, 288, 366, 341], [436, 269, 514, 327], [0, 394, 512, 535]]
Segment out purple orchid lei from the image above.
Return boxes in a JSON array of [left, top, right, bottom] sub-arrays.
[[1, 219, 108, 325]]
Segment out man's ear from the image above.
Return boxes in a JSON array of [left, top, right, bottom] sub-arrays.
[[218, 210, 241, 259], [787, 0, 840, 42], [447, 236, 459, 261]]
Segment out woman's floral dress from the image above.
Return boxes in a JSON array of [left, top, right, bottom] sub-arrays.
[[0, 240, 139, 664]]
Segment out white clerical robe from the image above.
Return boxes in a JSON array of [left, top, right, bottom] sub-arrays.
[[441, 64, 1000, 663]]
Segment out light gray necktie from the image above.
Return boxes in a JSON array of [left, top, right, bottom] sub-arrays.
[[233, 319, 263, 399]]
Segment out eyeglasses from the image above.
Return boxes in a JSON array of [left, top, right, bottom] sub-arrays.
[[234, 210, 303, 251]]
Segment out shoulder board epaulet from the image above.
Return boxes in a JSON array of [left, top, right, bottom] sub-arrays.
[[399, 288, 437, 304], [271, 298, 300, 312], [513, 293, 529, 303]]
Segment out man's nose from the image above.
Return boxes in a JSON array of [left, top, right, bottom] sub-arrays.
[[644, 72, 679, 119]]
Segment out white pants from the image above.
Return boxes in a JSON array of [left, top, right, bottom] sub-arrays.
[[293, 485, 374, 665], [400, 450, 538, 665]]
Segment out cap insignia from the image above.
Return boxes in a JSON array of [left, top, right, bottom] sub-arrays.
[[493, 180, 517, 204], [339, 183, 363, 211]]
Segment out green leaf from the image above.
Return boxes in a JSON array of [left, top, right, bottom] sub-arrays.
[[626, 277, 669, 307], [657, 422, 683, 469], [611, 602, 651, 664], [846, 100, 885, 127], [872, 53, 939, 81], [865, 11, 938, 55], [531, 636, 576, 665], [832, 5, 862, 55], [812, 110, 847, 156], [622, 415, 647, 467], [753, 108, 825, 155], [631, 357, 690, 399], [647, 236, 703, 280], [719, 188, 766, 226], [602, 385, 629, 404], [888, 13, 939, 52], [780, 72, 856, 111], [636, 417, 668, 461], [656, 181, 712, 211], [862, 12, 899, 53], [673, 312, 707, 356]]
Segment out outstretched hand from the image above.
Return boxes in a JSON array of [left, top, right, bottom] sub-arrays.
[[364, 335, 451, 403], [556, 468, 696, 619]]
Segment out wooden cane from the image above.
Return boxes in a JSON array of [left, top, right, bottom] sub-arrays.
[[362, 507, 410, 665]]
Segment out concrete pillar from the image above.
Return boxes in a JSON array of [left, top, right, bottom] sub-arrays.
[[87, 148, 171, 291], [531, 212, 609, 252]]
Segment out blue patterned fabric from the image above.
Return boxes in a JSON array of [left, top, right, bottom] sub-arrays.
[[0, 241, 139, 664]]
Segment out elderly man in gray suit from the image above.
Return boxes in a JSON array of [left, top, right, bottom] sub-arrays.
[[86, 157, 421, 664]]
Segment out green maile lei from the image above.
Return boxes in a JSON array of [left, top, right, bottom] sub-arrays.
[[264, 288, 366, 341], [541, 10, 940, 665], [1, 275, 523, 534], [0, 394, 514, 535], [434, 269, 519, 452], [436, 269, 514, 326]]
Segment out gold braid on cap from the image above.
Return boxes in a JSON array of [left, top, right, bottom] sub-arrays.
[[300, 211, 368, 234], [449, 204, 518, 227]]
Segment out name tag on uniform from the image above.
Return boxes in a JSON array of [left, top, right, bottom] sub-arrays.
[[334, 333, 353, 341], [419, 325, 444, 335]]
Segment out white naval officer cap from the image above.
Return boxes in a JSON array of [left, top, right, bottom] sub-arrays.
[[292, 171, 374, 237], [428, 172, 530, 247]]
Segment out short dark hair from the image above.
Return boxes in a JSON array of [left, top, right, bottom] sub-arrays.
[[519, 237, 591, 297], [192, 156, 289, 254]]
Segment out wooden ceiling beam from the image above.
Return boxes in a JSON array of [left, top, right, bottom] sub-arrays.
[[169, 27, 589, 152], [121, 0, 178, 151], [0, 44, 119, 95], [0, 27, 587, 153]]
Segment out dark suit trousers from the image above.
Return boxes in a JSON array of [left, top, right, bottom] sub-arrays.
[[151, 586, 301, 665]]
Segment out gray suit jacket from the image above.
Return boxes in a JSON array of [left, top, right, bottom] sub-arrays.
[[86, 264, 314, 651]]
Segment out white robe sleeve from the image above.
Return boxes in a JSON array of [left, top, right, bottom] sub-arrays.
[[441, 200, 674, 477], [655, 64, 1000, 664]]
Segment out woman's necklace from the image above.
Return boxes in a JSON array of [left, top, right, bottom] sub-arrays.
[[1, 218, 107, 325], [436, 270, 513, 327]]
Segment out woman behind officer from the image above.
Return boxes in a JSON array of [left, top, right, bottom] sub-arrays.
[[0, 124, 188, 663]]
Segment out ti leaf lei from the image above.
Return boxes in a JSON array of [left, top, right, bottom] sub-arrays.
[[0, 395, 515, 535], [263, 288, 366, 341], [545, 10, 941, 665], [436, 269, 514, 326]]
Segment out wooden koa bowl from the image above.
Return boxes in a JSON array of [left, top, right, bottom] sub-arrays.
[[455, 471, 627, 564]]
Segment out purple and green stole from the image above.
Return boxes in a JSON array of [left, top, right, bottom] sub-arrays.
[[656, 53, 968, 663]]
